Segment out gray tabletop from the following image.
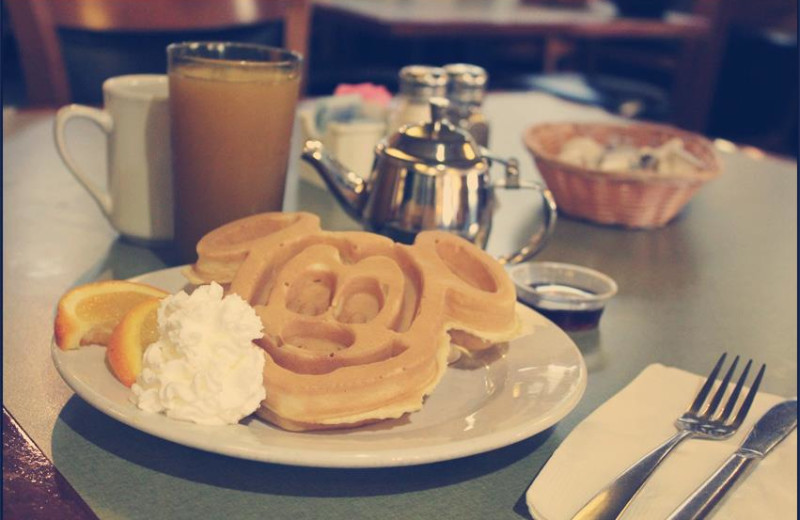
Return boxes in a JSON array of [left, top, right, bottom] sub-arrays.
[[3, 93, 797, 520]]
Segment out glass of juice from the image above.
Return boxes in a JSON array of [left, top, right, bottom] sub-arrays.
[[167, 42, 302, 262]]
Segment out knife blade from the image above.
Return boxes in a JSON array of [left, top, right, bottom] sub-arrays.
[[666, 399, 798, 520]]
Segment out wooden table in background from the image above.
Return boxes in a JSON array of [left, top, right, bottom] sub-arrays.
[[313, 0, 707, 40], [312, 0, 716, 129]]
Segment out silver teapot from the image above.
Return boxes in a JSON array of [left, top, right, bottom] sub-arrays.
[[300, 97, 557, 264]]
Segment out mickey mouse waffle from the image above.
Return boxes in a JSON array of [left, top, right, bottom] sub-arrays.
[[184, 212, 522, 431]]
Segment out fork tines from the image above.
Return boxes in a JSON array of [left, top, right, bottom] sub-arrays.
[[691, 353, 766, 427]]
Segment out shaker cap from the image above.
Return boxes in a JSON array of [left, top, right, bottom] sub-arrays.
[[398, 65, 448, 99], [383, 97, 483, 167], [444, 63, 488, 105]]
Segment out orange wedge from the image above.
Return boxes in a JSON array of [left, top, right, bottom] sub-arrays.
[[54, 280, 168, 351], [107, 298, 161, 387]]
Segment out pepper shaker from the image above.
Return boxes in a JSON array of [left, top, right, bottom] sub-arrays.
[[444, 63, 489, 147]]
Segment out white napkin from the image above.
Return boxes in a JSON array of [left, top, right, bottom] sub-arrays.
[[527, 364, 797, 520]]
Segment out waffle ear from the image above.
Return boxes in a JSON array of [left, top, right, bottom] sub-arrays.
[[184, 212, 321, 286], [411, 231, 519, 348]]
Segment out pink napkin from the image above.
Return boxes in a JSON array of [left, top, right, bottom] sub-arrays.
[[333, 83, 392, 107]]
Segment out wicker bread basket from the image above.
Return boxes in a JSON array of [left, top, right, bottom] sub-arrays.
[[524, 122, 722, 228]]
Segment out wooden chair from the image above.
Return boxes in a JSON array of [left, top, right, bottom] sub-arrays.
[[585, 0, 729, 131], [5, 0, 311, 106], [527, 0, 727, 132]]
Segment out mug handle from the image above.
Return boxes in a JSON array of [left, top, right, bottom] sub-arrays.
[[54, 104, 114, 217], [487, 154, 558, 265]]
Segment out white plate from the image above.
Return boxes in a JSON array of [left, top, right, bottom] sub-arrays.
[[52, 266, 587, 468]]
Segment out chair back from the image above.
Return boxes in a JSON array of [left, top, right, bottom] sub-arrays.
[[5, 0, 310, 106]]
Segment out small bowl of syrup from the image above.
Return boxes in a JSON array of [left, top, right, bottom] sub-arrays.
[[510, 262, 617, 331]]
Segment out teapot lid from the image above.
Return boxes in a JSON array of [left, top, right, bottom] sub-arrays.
[[383, 97, 483, 167]]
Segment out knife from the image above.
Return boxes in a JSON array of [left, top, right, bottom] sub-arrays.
[[666, 399, 797, 520]]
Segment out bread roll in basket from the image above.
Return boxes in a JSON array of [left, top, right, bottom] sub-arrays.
[[524, 122, 722, 229]]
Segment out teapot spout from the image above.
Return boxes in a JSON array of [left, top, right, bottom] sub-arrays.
[[301, 140, 368, 221]]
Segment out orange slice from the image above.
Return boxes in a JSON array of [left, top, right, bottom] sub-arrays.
[[107, 298, 161, 387], [54, 280, 168, 351]]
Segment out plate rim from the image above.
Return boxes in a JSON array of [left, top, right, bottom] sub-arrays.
[[52, 266, 587, 468]]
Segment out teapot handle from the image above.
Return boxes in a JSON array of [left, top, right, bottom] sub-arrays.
[[486, 153, 558, 265]]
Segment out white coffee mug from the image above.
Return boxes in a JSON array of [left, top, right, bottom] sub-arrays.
[[298, 105, 386, 189], [54, 74, 173, 242]]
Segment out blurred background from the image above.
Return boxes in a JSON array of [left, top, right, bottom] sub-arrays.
[[3, 0, 796, 157]]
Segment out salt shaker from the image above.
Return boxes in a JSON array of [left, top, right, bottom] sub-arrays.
[[387, 65, 448, 134], [444, 63, 489, 147]]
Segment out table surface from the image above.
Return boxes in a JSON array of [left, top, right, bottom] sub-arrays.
[[313, 0, 708, 38], [3, 92, 797, 520]]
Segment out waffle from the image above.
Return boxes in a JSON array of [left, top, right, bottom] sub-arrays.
[[185, 212, 521, 431]]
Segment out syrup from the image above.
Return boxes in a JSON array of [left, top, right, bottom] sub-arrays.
[[526, 282, 605, 331]]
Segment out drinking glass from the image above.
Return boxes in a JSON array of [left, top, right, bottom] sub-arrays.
[[167, 42, 302, 262]]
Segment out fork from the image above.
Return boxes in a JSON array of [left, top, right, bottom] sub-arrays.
[[571, 353, 766, 520]]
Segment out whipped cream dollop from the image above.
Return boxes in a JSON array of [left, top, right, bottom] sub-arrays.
[[131, 282, 266, 425]]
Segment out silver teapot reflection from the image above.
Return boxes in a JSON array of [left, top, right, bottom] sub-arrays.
[[301, 97, 557, 264]]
